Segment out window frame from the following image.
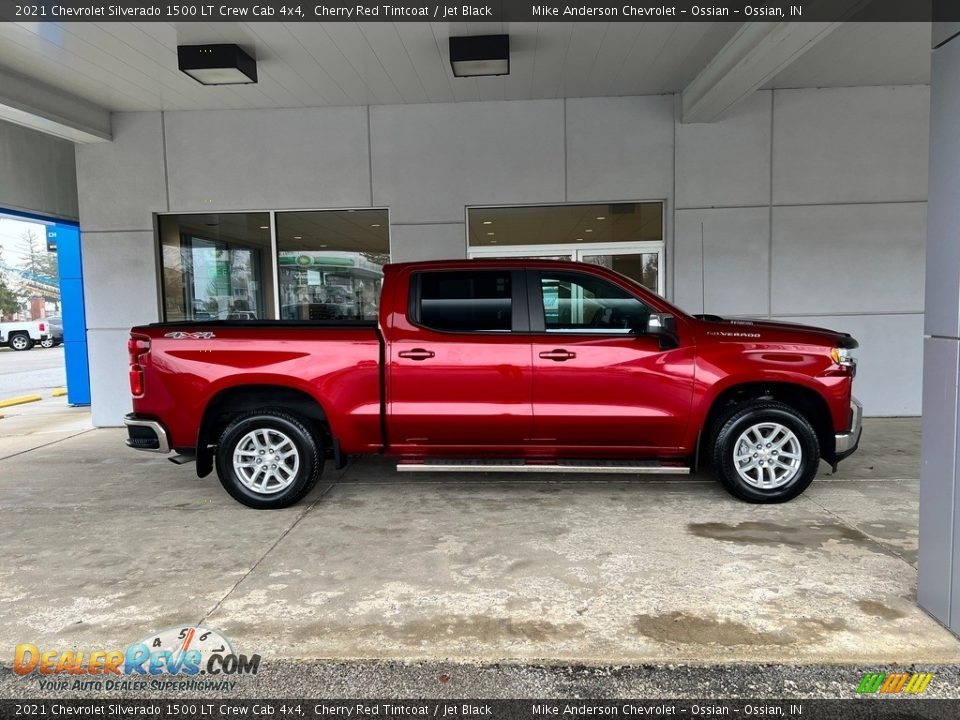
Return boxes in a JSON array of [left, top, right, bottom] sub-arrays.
[[526, 268, 652, 336], [156, 207, 391, 323], [409, 269, 529, 335]]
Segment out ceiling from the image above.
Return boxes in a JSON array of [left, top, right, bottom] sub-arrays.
[[0, 20, 930, 114], [169, 209, 390, 253], [468, 202, 663, 248]]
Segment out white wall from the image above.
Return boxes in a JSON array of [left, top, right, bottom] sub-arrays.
[[674, 85, 929, 417], [74, 86, 929, 424], [0, 120, 78, 220]]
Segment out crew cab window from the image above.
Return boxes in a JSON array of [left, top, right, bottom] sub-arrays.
[[540, 272, 650, 333], [417, 271, 512, 332]]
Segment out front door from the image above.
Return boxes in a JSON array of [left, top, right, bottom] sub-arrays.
[[388, 268, 533, 451], [528, 268, 695, 451]]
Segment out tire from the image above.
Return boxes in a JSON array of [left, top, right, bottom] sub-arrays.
[[9, 333, 32, 351], [215, 409, 324, 509], [39, 337, 55, 349], [711, 400, 820, 503]]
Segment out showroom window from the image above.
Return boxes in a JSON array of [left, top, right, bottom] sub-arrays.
[[276, 209, 389, 321], [466, 202, 664, 296], [158, 213, 273, 322], [158, 209, 390, 322]]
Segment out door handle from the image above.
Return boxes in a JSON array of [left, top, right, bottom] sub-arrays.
[[539, 349, 576, 361], [398, 348, 435, 361]]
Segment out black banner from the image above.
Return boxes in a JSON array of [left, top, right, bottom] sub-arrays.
[[3, 700, 960, 720], [0, 0, 957, 23]]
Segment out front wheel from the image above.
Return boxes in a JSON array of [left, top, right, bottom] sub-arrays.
[[711, 400, 820, 503], [215, 409, 324, 509], [9, 333, 32, 351]]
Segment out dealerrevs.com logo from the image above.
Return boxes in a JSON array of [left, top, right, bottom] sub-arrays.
[[14, 625, 260, 692]]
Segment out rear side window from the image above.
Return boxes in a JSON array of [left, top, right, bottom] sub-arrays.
[[416, 271, 512, 332]]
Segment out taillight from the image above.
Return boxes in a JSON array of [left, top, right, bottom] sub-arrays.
[[38, 323, 46, 332], [128, 335, 151, 397]]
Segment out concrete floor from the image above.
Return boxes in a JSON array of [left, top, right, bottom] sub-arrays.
[[0, 412, 957, 675]]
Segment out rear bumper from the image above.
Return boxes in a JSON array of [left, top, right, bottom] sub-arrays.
[[124, 414, 171, 454], [834, 397, 862, 461]]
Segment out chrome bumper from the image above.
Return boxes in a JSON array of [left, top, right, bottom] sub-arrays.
[[834, 397, 863, 455], [124, 414, 171, 454]]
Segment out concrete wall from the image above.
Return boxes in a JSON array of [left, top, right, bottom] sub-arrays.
[[675, 86, 929, 417], [74, 86, 929, 425], [0, 120, 78, 220]]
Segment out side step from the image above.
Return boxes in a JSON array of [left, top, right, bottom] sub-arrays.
[[396, 459, 690, 475]]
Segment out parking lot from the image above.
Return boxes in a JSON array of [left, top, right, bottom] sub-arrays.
[[1, 410, 958, 697], [0, 344, 65, 398]]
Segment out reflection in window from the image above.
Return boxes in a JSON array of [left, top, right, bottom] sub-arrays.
[[159, 213, 272, 322], [541, 272, 650, 333], [277, 209, 389, 321]]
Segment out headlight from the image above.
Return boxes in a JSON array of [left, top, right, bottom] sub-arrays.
[[831, 347, 857, 367]]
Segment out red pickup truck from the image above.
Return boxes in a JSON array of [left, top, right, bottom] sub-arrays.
[[125, 259, 861, 509]]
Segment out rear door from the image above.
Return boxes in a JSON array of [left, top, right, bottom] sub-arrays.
[[528, 268, 695, 451], [387, 268, 533, 450]]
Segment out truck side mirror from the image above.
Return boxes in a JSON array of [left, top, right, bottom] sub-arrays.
[[646, 313, 679, 349]]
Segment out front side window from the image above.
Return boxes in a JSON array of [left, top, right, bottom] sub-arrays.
[[541, 272, 650, 333], [417, 271, 512, 332]]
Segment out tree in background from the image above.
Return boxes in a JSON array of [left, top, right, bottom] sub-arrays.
[[0, 247, 21, 319], [19, 228, 58, 281]]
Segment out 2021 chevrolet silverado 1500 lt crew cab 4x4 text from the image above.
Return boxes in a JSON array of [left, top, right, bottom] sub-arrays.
[[125, 259, 861, 509]]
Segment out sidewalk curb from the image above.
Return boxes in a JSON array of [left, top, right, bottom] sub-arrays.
[[51, 388, 67, 398], [0, 394, 43, 409]]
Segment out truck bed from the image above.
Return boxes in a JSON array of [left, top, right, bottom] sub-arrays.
[[131, 321, 384, 455]]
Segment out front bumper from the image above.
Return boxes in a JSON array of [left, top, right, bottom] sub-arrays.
[[834, 397, 863, 460], [124, 414, 171, 453]]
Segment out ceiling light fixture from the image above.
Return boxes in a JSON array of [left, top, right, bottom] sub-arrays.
[[596, 216, 606, 221], [585, 229, 593, 233], [449, 34, 510, 77], [482, 221, 493, 225], [487, 232, 495, 236], [259, 225, 268, 229], [371, 224, 381, 227], [293, 236, 302, 240], [178, 44, 258, 85]]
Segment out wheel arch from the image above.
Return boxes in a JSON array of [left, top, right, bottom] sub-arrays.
[[695, 381, 834, 470], [196, 384, 334, 478]]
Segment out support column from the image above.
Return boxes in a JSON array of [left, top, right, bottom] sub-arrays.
[[918, 22, 960, 636]]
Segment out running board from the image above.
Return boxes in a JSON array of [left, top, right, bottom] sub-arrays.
[[396, 459, 690, 475]]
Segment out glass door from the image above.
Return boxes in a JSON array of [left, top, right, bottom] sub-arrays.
[[576, 245, 662, 294], [469, 242, 664, 296]]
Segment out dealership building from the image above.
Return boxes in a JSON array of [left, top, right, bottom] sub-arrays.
[[1, 18, 960, 634]]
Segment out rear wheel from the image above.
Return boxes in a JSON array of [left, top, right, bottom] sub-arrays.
[[711, 400, 819, 503], [9, 333, 32, 351], [39, 337, 55, 349], [215, 409, 323, 509]]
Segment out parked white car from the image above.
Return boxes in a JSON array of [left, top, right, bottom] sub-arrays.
[[0, 320, 51, 351]]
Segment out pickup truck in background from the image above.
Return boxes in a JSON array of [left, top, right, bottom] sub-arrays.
[[0, 319, 51, 351], [125, 259, 861, 509]]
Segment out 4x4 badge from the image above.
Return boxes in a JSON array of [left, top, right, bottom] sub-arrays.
[[164, 331, 216, 340]]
